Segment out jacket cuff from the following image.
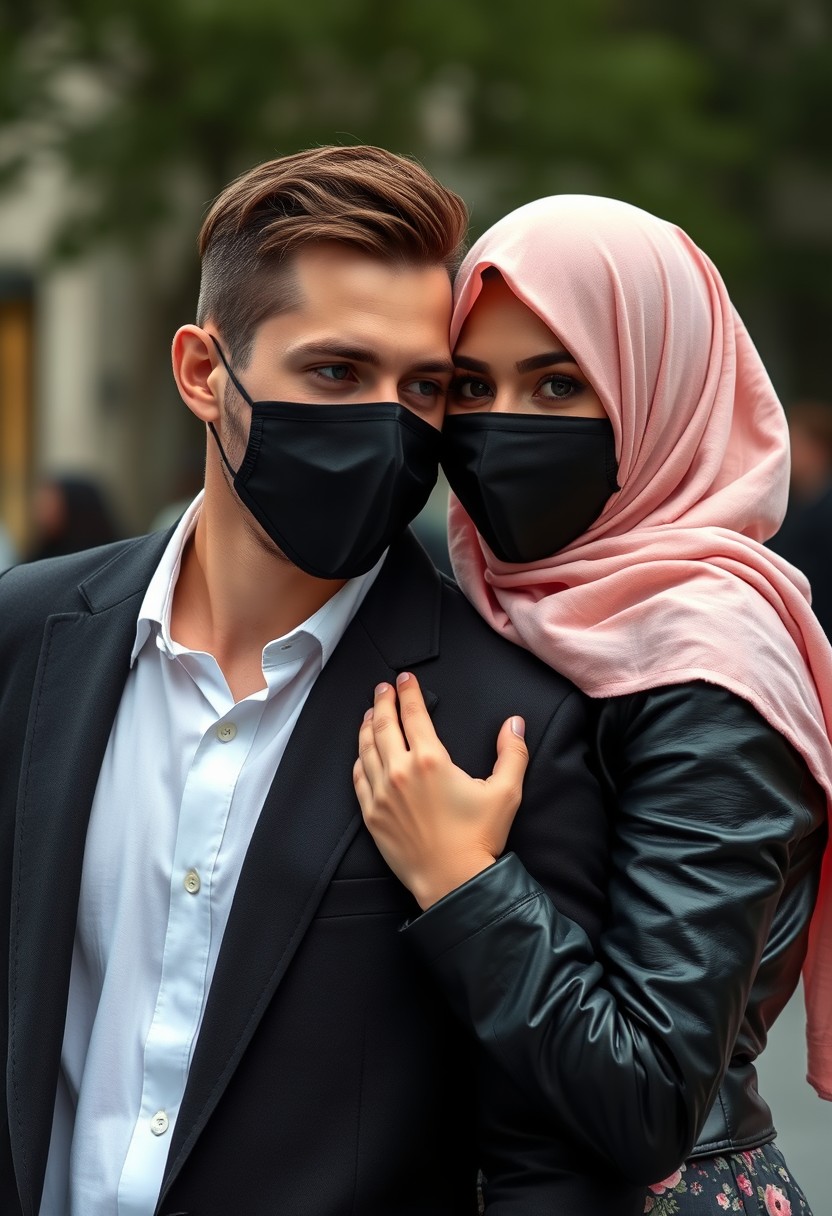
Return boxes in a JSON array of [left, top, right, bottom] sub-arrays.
[[402, 852, 543, 962]]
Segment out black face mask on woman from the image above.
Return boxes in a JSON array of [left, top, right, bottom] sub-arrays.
[[441, 412, 620, 564], [208, 339, 441, 580]]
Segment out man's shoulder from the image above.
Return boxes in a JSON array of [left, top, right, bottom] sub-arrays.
[[372, 534, 575, 700], [434, 572, 579, 700], [0, 533, 161, 627]]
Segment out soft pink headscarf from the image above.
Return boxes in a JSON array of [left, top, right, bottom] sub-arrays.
[[448, 194, 832, 1099]]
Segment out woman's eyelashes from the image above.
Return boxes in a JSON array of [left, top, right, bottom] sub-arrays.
[[450, 372, 585, 407], [538, 374, 583, 401]]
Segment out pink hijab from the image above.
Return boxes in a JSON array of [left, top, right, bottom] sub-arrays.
[[448, 194, 832, 1100]]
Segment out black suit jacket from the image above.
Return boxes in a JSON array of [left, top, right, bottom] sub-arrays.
[[0, 529, 642, 1215]]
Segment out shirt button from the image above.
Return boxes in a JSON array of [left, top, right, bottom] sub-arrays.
[[150, 1110, 169, 1136], [216, 722, 237, 743], [184, 868, 201, 895]]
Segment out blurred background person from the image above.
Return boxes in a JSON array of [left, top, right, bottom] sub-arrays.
[[149, 450, 207, 532], [768, 400, 832, 641], [25, 474, 120, 562], [411, 476, 453, 576], [0, 521, 16, 571]]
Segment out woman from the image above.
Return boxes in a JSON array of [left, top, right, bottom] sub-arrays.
[[354, 195, 831, 1213]]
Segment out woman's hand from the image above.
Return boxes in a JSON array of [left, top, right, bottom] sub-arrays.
[[354, 672, 528, 910]]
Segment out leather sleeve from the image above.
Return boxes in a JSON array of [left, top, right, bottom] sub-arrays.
[[404, 682, 825, 1183]]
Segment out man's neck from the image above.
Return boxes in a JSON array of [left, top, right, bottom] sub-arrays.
[[170, 480, 346, 702]]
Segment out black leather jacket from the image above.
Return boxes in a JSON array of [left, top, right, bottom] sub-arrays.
[[406, 682, 828, 1185]]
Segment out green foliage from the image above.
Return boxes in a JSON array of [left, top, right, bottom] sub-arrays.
[[3, 0, 832, 387], [0, 0, 756, 250]]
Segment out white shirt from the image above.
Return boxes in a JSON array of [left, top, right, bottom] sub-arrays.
[[39, 495, 383, 1216]]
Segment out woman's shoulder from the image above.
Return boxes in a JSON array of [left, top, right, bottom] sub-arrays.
[[592, 680, 824, 831], [595, 679, 783, 735]]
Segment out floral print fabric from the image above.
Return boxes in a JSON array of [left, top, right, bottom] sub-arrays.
[[644, 1144, 813, 1214]]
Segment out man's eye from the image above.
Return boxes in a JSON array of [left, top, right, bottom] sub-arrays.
[[406, 379, 442, 398], [316, 364, 352, 382], [451, 377, 492, 400]]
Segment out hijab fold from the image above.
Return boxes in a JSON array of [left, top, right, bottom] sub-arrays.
[[448, 195, 832, 1100]]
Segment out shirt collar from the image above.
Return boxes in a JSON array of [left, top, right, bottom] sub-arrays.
[[132, 492, 385, 670], [132, 493, 203, 665], [279, 554, 383, 669]]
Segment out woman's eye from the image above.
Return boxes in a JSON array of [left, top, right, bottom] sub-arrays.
[[451, 377, 493, 401], [539, 375, 579, 400]]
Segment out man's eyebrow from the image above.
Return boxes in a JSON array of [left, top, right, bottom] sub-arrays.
[[287, 340, 382, 366], [286, 341, 454, 377], [408, 358, 455, 376]]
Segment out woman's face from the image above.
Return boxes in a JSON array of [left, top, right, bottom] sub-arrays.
[[450, 273, 607, 419]]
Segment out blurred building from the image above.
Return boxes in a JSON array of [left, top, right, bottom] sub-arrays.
[[0, 158, 141, 551], [0, 267, 32, 553]]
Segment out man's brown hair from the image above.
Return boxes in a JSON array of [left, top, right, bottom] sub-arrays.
[[196, 145, 468, 365]]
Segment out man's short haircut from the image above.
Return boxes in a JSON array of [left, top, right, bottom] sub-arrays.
[[196, 144, 468, 365]]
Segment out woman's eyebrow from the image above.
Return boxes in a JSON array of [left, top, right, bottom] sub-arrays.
[[454, 351, 575, 375], [515, 351, 573, 373], [453, 355, 490, 373]]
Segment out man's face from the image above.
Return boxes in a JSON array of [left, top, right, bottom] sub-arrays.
[[214, 242, 454, 465]]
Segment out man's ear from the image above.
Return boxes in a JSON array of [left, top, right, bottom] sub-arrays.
[[172, 325, 223, 422]]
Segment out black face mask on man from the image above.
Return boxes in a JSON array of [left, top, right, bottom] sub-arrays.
[[208, 338, 441, 580], [441, 412, 620, 564]]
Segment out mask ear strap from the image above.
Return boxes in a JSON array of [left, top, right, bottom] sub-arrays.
[[207, 421, 237, 478], [210, 334, 255, 406], [206, 335, 252, 477]]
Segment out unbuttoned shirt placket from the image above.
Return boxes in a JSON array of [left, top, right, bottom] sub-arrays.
[[115, 633, 312, 1216], [40, 495, 385, 1216]]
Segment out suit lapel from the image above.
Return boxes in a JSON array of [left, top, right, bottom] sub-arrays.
[[163, 533, 442, 1194], [7, 534, 169, 1216]]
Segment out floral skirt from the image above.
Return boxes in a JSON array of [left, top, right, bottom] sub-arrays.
[[644, 1143, 814, 1214]]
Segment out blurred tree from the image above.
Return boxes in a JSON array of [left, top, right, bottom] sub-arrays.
[[1, 0, 748, 255], [621, 0, 832, 390], [1, 0, 831, 519]]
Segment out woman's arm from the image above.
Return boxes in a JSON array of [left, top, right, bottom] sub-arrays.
[[356, 676, 824, 1182]]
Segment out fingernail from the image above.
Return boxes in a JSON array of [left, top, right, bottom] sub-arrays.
[[364, 708, 374, 721], [375, 682, 389, 696], [511, 716, 525, 738], [396, 671, 411, 686]]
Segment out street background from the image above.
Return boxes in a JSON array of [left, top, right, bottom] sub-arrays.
[[1, 2, 832, 1210], [2, 0, 832, 546], [757, 986, 832, 1214]]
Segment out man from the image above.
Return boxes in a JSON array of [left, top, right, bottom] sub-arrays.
[[0, 146, 637, 1215]]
